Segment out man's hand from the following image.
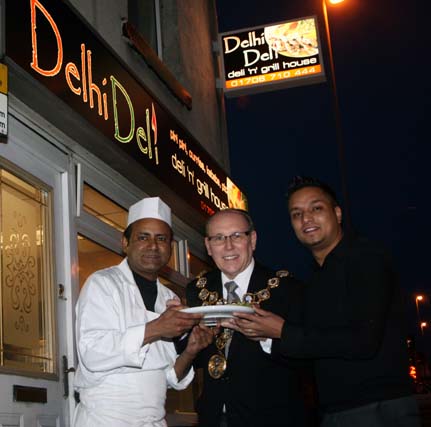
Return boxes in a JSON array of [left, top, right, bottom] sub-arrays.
[[165, 297, 181, 309], [144, 301, 202, 344], [221, 306, 285, 340], [174, 323, 217, 381], [183, 324, 216, 357]]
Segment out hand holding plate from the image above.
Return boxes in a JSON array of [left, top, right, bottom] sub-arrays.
[[184, 324, 216, 356], [231, 306, 285, 339], [148, 303, 202, 340]]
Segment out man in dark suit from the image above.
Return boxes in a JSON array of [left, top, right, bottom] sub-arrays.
[[186, 208, 308, 427]]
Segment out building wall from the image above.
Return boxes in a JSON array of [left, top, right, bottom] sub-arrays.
[[0, 2, 227, 422], [67, 0, 229, 169], [2, 0, 232, 235]]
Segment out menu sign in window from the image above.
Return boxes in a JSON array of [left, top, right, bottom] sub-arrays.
[[219, 17, 326, 97], [5, 0, 247, 217]]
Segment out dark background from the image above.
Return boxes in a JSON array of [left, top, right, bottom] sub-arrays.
[[215, 0, 429, 352]]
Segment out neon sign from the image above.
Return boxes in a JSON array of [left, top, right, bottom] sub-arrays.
[[6, 0, 248, 216]]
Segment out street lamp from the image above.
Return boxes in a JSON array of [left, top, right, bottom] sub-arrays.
[[416, 294, 423, 316], [420, 321, 427, 336], [415, 295, 424, 335], [321, 0, 351, 230]]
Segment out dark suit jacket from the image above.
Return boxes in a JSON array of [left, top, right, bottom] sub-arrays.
[[186, 262, 307, 427]]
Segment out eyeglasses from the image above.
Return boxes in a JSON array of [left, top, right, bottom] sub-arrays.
[[207, 230, 252, 246]]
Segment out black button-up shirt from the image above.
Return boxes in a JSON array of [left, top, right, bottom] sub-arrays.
[[281, 234, 411, 412]]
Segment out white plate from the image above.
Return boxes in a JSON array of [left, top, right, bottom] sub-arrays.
[[181, 304, 254, 326]]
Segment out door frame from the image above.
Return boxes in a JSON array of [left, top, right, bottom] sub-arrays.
[[0, 96, 75, 426]]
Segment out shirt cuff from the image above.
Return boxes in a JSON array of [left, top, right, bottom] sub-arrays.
[[259, 338, 272, 354], [279, 321, 305, 358], [166, 365, 194, 390], [124, 324, 150, 366]]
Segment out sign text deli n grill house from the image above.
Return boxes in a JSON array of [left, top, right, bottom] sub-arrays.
[[219, 17, 326, 97], [7, 0, 247, 216]]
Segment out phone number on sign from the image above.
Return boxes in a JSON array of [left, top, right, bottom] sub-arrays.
[[226, 65, 322, 88]]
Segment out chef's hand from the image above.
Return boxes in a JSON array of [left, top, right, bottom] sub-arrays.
[[222, 306, 285, 340], [166, 297, 181, 308], [183, 324, 216, 357], [174, 323, 218, 380], [144, 302, 202, 344]]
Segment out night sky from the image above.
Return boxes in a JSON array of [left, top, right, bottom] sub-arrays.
[[215, 0, 428, 345]]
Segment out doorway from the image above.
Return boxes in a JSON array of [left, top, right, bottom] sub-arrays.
[[0, 114, 74, 426]]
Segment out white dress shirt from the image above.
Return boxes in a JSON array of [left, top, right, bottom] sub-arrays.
[[220, 258, 272, 353], [221, 258, 255, 301]]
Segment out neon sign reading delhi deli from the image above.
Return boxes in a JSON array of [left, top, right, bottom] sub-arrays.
[[29, 0, 159, 165]]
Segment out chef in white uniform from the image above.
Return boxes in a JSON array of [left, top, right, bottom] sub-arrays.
[[73, 197, 213, 427]]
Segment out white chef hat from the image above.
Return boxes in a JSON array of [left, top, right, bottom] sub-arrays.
[[127, 197, 172, 227]]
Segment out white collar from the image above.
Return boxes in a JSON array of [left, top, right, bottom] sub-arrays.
[[221, 258, 255, 300]]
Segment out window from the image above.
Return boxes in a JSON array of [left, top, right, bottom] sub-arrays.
[[83, 183, 128, 232], [189, 252, 213, 279], [124, 1, 192, 107], [0, 168, 56, 375], [77, 235, 123, 289], [128, 0, 162, 58], [82, 183, 180, 273]]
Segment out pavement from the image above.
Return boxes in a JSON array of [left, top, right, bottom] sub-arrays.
[[167, 394, 431, 426], [166, 411, 197, 427], [417, 393, 431, 426]]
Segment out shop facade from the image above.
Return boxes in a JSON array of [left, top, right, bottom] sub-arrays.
[[0, 0, 246, 425]]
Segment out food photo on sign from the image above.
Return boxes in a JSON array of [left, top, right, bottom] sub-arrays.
[[219, 16, 326, 97]]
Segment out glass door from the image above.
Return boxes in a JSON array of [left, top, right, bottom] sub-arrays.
[[0, 113, 74, 426]]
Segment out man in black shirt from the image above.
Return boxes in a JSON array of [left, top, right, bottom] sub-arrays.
[[225, 177, 420, 427]]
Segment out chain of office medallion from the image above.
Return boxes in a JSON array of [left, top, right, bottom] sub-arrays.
[[195, 269, 290, 305]]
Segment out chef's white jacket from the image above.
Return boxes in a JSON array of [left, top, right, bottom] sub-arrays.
[[73, 258, 194, 427]]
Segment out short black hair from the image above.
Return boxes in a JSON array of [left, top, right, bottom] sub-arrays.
[[123, 223, 133, 243], [286, 176, 339, 206]]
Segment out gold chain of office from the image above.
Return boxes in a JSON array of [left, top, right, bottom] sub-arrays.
[[195, 269, 290, 306], [195, 269, 290, 379]]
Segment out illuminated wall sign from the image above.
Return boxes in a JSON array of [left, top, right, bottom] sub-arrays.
[[0, 63, 8, 139], [0, 93, 7, 139], [219, 17, 326, 97], [5, 0, 247, 216]]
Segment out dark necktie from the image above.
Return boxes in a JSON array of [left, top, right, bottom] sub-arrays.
[[224, 281, 240, 357], [225, 281, 241, 304]]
